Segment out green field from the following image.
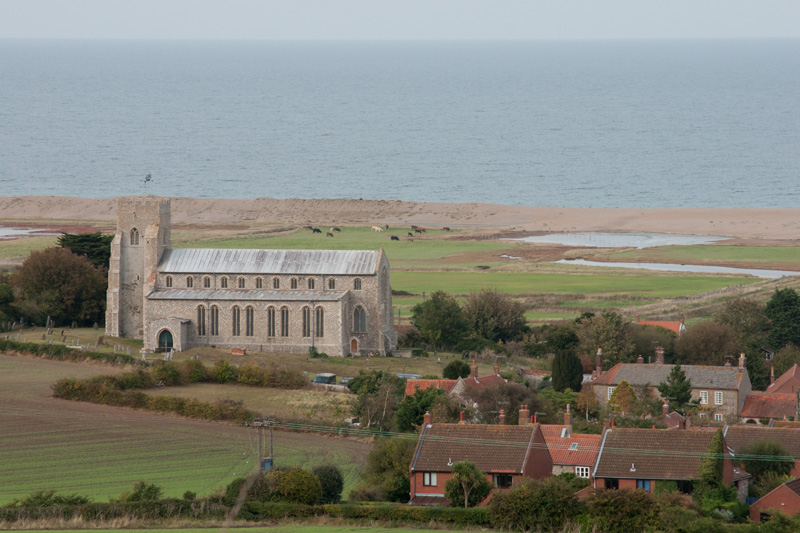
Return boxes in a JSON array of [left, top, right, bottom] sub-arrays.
[[609, 245, 800, 266], [0, 235, 58, 260], [40, 528, 451, 533]]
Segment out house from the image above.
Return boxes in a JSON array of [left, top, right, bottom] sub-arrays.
[[636, 315, 686, 337], [540, 405, 602, 479], [590, 349, 752, 421], [750, 478, 800, 522], [766, 364, 800, 395], [592, 427, 750, 500], [723, 425, 800, 477], [408, 410, 552, 506], [740, 393, 799, 424], [105, 198, 396, 356], [404, 361, 505, 399], [405, 378, 457, 397]]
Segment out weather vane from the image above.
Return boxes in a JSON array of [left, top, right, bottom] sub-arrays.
[[143, 173, 152, 195]]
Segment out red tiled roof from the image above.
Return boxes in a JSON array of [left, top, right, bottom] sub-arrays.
[[771, 420, 800, 428], [741, 392, 798, 419], [461, 374, 507, 389], [540, 425, 602, 467], [637, 319, 683, 335], [522, 369, 552, 377], [767, 364, 800, 394], [411, 423, 544, 474], [405, 378, 457, 397]]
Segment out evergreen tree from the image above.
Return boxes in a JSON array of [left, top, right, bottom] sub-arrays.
[[552, 352, 583, 392], [411, 291, 469, 349], [444, 461, 492, 508], [765, 288, 800, 350], [57, 232, 114, 269], [395, 387, 445, 432], [746, 349, 769, 392], [442, 359, 471, 379], [657, 364, 692, 412], [698, 429, 724, 487]]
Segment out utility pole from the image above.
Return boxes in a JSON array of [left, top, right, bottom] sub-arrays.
[[252, 418, 276, 471]]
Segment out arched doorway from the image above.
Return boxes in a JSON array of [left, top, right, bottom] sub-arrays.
[[350, 339, 358, 354], [158, 329, 174, 352]]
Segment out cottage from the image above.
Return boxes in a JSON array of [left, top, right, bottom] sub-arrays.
[[723, 425, 800, 477], [540, 405, 601, 479], [750, 478, 800, 522]]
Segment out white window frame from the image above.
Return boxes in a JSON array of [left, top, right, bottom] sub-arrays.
[[714, 413, 723, 422], [608, 387, 615, 400], [699, 391, 708, 405], [699, 412, 707, 419], [714, 391, 723, 405], [576, 466, 590, 478], [423, 472, 437, 487]]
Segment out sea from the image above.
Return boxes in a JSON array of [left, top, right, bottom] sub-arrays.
[[0, 39, 798, 208]]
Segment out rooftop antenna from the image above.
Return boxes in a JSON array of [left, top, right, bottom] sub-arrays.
[[143, 173, 152, 195]]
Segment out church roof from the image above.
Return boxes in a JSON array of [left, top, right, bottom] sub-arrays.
[[147, 289, 346, 302], [157, 248, 380, 276]]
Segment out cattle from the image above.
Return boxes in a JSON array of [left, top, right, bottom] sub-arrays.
[[384, 224, 389, 230], [372, 226, 383, 232], [411, 225, 418, 230], [302, 225, 313, 230], [407, 238, 414, 242], [331, 227, 341, 232], [407, 232, 413, 237], [326, 232, 334, 237], [414, 229, 422, 234], [390, 235, 400, 241], [417, 226, 427, 233], [443, 226, 451, 232], [312, 228, 322, 234]]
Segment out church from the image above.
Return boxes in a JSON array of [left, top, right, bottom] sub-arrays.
[[105, 198, 396, 356]]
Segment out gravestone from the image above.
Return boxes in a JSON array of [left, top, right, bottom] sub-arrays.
[[97, 335, 104, 346], [41, 334, 46, 340], [93, 322, 98, 330]]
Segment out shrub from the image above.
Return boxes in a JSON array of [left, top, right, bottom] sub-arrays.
[[116, 481, 163, 502], [210, 359, 238, 383], [181, 359, 207, 383], [444, 461, 491, 508], [309, 347, 328, 358], [273, 468, 323, 505], [5, 490, 90, 507], [586, 488, 660, 533], [489, 477, 582, 531], [153, 362, 182, 386], [442, 359, 471, 379], [182, 491, 196, 500], [313, 465, 344, 504]]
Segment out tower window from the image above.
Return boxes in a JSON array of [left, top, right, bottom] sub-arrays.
[[353, 306, 366, 333], [130, 228, 139, 245]]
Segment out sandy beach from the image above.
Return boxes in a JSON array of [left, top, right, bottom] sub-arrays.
[[0, 196, 798, 242]]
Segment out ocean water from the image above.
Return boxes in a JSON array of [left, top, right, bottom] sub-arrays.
[[0, 39, 798, 208]]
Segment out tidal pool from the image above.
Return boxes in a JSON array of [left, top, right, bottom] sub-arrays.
[[509, 232, 729, 249]]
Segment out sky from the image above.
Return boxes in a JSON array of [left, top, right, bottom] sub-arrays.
[[0, 0, 799, 40]]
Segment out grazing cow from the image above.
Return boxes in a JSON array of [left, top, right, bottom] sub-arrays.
[[331, 227, 341, 232], [443, 226, 451, 232], [407, 232, 413, 237], [302, 225, 313, 230], [312, 228, 322, 234], [326, 232, 334, 237], [407, 238, 414, 242], [384, 224, 389, 230], [390, 235, 400, 241], [414, 229, 422, 234], [418, 226, 427, 233], [372, 226, 383, 232], [411, 225, 418, 230]]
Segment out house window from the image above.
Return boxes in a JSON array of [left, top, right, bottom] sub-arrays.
[[636, 480, 651, 492], [187, 276, 194, 288], [245, 306, 254, 336], [714, 413, 723, 422], [700, 391, 708, 405], [238, 277, 245, 289], [328, 278, 335, 290], [273, 278, 280, 289], [315, 307, 324, 337], [280, 307, 289, 337], [605, 478, 619, 490], [130, 228, 139, 245], [576, 466, 590, 478], [232, 306, 241, 336], [204, 277, 211, 288], [608, 387, 615, 400], [165, 276, 172, 288], [714, 391, 723, 405], [302, 307, 311, 338], [210, 306, 219, 336], [256, 277, 262, 289], [354, 278, 362, 290], [221, 277, 228, 289], [267, 307, 276, 337], [308, 278, 315, 290], [699, 413, 707, 419], [197, 306, 206, 336], [423, 472, 437, 487], [353, 306, 366, 333], [677, 480, 693, 494], [291, 278, 298, 290], [493, 474, 513, 488]]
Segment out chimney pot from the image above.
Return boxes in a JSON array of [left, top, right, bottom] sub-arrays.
[[499, 409, 506, 426], [655, 346, 665, 365], [460, 411, 466, 424], [564, 404, 573, 437], [493, 362, 499, 375], [471, 360, 478, 378], [739, 352, 746, 370], [637, 355, 644, 364], [662, 399, 669, 416], [519, 404, 530, 426], [423, 411, 432, 426]]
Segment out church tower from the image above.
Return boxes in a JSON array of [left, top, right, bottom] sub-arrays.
[[105, 197, 171, 339]]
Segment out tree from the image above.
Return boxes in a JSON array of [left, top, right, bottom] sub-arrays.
[[395, 387, 445, 432], [576, 312, 636, 367], [442, 359, 471, 379], [576, 386, 600, 420], [766, 288, 800, 350], [411, 291, 470, 349], [657, 364, 692, 412], [739, 440, 793, 482], [12, 247, 107, 326], [0, 273, 15, 325], [444, 461, 491, 508], [630, 323, 676, 363], [546, 324, 580, 355], [57, 232, 114, 269], [714, 297, 770, 348], [674, 320, 740, 366], [462, 289, 527, 343], [587, 488, 660, 533], [609, 380, 636, 415], [746, 348, 770, 391], [489, 477, 583, 532], [312, 465, 344, 504], [466, 382, 543, 425], [358, 437, 416, 502], [552, 351, 583, 392], [116, 480, 163, 502], [348, 370, 404, 431], [273, 468, 323, 505], [698, 429, 724, 487], [773, 343, 800, 376]]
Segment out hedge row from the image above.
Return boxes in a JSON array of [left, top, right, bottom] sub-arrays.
[[0, 339, 140, 366], [0, 498, 228, 523], [238, 501, 491, 526]]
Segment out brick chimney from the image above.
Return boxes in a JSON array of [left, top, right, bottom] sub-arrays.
[[532, 414, 538, 424], [423, 411, 432, 426], [739, 353, 746, 370], [519, 404, 530, 426], [493, 361, 499, 375], [499, 409, 506, 426], [595, 348, 603, 373], [460, 411, 467, 424], [603, 418, 612, 431], [655, 346, 665, 365], [684, 416, 692, 430], [611, 418, 616, 428], [564, 404, 572, 437], [637, 355, 644, 364], [662, 399, 669, 416], [471, 360, 478, 379], [770, 366, 775, 385]]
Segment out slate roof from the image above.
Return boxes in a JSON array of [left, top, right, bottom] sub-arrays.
[[724, 426, 800, 458], [593, 428, 721, 480], [771, 420, 800, 428], [767, 364, 800, 394], [147, 289, 346, 302], [593, 363, 747, 391], [741, 392, 798, 419], [411, 423, 544, 474], [157, 248, 380, 275], [405, 379, 457, 397], [540, 425, 602, 467]]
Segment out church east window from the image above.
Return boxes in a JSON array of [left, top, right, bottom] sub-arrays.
[[315, 307, 324, 337], [354, 278, 362, 290], [232, 306, 241, 336], [187, 276, 193, 288], [210, 306, 219, 336], [221, 277, 228, 289], [353, 306, 366, 333], [238, 278, 245, 289], [280, 307, 289, 337], [302, 307, 311, 337], [291, 278, 298, 290], [267, 306, 276, 337], [130, 228, 139, 245], [165, 276, 172, 288], [197, 306, 206, 336], [328, 279, 336, 290], [245, 306, 254, 336]]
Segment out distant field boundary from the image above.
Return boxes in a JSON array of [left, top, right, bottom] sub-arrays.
[[0, 339, 141, 366]]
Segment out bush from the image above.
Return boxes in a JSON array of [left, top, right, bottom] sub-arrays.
[[116, 481, 163, 502], [586, 488, 660, 533], [5, 490, 90, 507], [210, 359, 238, 383], [153, 362, 182, 386], [273, 468, 323, 505], [309, 347, 328, 358], [442, 359, 471, 379], [313, 465, 344, 504], [489, 477, 582, 531], [181, 359, 208, 383]]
